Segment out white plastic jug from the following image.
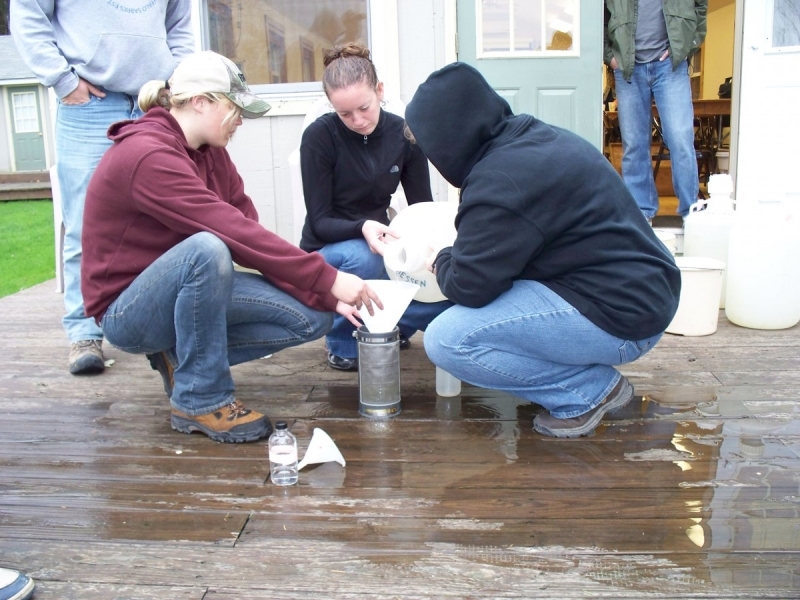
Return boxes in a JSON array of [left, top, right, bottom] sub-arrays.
[[384, 201, 458, 303], [725, 198, 800, 330], [683, 174, 735, 308]]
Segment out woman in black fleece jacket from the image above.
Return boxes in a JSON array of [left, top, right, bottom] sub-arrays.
[[299, 42, 451, 372], [404, 62, 681, 438]]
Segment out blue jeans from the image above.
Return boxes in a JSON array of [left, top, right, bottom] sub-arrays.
[[57, 92, 144, 342], [318, 239, 452, 358], [423, 281, 662, 418], [101, 233, 333, 415], [614, 59, 699, 219]]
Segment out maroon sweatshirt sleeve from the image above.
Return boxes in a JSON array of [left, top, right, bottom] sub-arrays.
[[129, 146, 339, 311]]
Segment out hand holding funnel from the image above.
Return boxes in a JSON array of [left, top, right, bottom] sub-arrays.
[[358, 280, 420, 333], [297, 428, 346, 470]]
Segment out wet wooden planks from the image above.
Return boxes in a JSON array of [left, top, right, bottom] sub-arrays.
[[1, 281, 800, 598]]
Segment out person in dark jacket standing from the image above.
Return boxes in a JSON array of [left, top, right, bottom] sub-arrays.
[[604, 0, 707, 222], [82, 52, 380, 443], [299, 42, 451, 371], [404, 63, 681, 438]]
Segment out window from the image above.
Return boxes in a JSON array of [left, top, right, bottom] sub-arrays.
[[266, 18, 288, 83], [771, 0, 800, 49], [478, 0, 578, 57], [301, 38, 316, 82], [12, 91, 39, 133], [204, 0, 369, 92]]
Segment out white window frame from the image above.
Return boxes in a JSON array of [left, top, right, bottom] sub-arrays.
[[192, 0, 401, 110], [476, 0, 580, 59], [11, 91, 40, 133]]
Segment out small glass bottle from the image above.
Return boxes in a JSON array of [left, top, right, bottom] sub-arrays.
[[269, 421, 298, 486]]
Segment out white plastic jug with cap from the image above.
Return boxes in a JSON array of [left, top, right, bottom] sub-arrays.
[[683, 174, 735, 308], [384, 201, 458, 303], [725, 197, 800, 329]]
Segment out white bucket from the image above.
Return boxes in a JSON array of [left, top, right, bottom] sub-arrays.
[[716, 150, 730, 173], [665, 257, 726, 336], [653, 228, 677, 256]]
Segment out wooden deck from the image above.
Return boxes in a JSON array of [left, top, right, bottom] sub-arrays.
[[2, 280, 800, 599]]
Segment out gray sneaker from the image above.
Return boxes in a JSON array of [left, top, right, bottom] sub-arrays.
[[69, 339, 105, 375], [533, 376, 634, 438]]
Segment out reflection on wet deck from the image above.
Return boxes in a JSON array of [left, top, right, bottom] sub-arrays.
[[1, 281, 799, 597]]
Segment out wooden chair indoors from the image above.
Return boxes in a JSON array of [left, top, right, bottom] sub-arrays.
[[651, 115, 713, 200]]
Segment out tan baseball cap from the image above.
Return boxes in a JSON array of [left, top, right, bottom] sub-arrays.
[[169, 51, 271, 119]]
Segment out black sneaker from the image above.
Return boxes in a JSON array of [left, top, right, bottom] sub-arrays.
[[533, 376, 634, 438], [399, 334, 411, 350], [327, 352, 358, 371]]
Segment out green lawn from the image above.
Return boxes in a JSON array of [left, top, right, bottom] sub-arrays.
[[0, 200, 55, 298]]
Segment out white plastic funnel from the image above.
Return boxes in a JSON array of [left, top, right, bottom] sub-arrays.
[[297, 428, 346, 470], [359, 279, 419, 333]]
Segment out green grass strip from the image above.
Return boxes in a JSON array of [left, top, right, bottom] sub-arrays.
[[0, 200, 55, 298]]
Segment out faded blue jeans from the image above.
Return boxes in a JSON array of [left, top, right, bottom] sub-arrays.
[[424, 281, 662, 418], [57, 91, 144, 343], [614, 58, 699, 219], [101, 233, 333, 415], [319, 238, 452, 359]]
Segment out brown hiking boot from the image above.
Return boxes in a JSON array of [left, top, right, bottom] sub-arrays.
[[533, 376, 634, 438], [171, 399, 272, 443], [146, 351, 175, 397], [69, 339, 105, 375]]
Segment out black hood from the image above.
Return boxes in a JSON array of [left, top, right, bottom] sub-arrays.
[[405, 62, 513, 188]]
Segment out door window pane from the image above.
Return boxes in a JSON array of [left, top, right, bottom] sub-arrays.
[[205, 0, 369, 88], [12, 92, 39, 133], [479, 0, 577, 56], [772, 0, 800, 48]]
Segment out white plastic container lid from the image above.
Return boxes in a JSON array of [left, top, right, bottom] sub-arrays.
[[707, 173, 733, 196]]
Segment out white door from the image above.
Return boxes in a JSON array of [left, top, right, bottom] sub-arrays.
[[735, 0, 800, 203]]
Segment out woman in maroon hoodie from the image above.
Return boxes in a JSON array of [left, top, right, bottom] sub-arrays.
[[81, 51, 379, 443]]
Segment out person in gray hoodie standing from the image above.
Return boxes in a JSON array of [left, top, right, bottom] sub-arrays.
[[10, 0, 194, 375]]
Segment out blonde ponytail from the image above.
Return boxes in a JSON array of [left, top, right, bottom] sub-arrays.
[[138, 80, 171, 113]]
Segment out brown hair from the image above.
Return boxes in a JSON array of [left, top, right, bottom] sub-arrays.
[[322, 41, 379, 97]]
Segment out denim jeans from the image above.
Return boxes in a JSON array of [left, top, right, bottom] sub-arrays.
[[101, 233, 333, 415], [613, 59, 699, 219], [423, 280, 662, 418], [56, 92, 144, 342], [318, 238, 452, 358]]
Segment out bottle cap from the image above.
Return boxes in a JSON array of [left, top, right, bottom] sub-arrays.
[[708, 173, 733, 196], [275, 421, 288, 430]]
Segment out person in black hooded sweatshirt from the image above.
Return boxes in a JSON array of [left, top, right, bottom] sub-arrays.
[[404, 63, 681, 438]]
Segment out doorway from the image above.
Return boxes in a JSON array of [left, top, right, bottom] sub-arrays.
[[604, 0, 737, 220], [8, 85, 47, 172]]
